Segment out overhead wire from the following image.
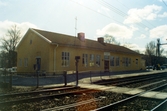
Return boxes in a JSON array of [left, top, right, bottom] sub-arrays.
[[94, 0, 152, 36], [70, 0, 163, 42], [162, 0, 167, 7], [69, 0, 126, 25], [116, 0, 156, 28], [95, 0, 127, 17], [96, 0, 156, 30]]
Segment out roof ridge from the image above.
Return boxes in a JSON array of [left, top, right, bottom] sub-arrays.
[[32, 28, 75, 38]]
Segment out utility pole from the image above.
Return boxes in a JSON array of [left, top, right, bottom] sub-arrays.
[[155, 39, 167, 70]]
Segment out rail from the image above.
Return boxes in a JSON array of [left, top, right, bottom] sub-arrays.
[[92, 83, 167, 111], [0, 88, 97, 107]]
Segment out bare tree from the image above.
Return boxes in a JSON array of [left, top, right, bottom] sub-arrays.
[[123, 43, 135, 49], [159, 48, 165, 57], [145, 40, 165, 67], [145, 41, 156, 66], [145, 41, 156, 56], [0, 25, 21, 68], [134, 50, 140, 54], [104, 34, 120, 45], [0, 51, 8, 68]]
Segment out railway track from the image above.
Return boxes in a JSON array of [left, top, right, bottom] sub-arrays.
[[0, 86, 79, 103], [150, 98, 167, 111], [40, 91, 128, 111], [93, 73, 167, 88], [0, 87, 100, 111], [42, 98, 101, 111], [40, 76, 167, 111], [1, 72, 167, 111], [93, 83, 167, 111]]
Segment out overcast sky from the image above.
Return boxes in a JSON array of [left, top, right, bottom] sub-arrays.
[[0, 0, 167, 53]]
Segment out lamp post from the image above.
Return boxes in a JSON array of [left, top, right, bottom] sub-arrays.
[[36, 58, 41, 88], [75, 56, 80, 86]]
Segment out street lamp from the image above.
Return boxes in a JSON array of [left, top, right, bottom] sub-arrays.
[[75, 56, 80, 86]]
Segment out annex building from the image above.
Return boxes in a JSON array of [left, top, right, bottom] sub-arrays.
[[16, 28, 145, 74]]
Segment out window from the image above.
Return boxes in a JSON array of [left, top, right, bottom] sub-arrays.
[[62, 52, 70, 67], [122, 57, 126, 66], [125, 58, 128, 66], [116, 57, 120, 66], [110, 56, 114, 66], [136, 59, 138, 65], [24, 58, 28, 67], [82, 54, 88, 67], [30, 40, 32, 44], [129, 58, 131, 66], [96, 55, 101, 66], [122, 57, 130, 67], [90, 54, 94, 66], [18, 58, 22, 67]]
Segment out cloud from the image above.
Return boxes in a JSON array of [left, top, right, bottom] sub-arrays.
[[0, 20, 37, 38], [139, 34, 146, 39], [149, 25, 167, 40], [96, 23, 134, 39], [97, 6, 111, 18], [159, 0, 167, 2], [145, 27, 149, 31], [158, 12, 167, 18], [0, 1, 7, 6], [122, 43, 145, 54], [134, 34, 147, 40], [124, 4, 162, 24]]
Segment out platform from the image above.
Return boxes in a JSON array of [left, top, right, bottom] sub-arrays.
[[79, 70, 167, 100], [78, 70, 167, 84], [79, 83, 167, 100]]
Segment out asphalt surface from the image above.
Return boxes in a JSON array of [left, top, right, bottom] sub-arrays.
[[0, 70, 165, 87]]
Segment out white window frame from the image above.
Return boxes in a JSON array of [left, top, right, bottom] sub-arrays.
[[82, 54, 88, 67], [62, 52, 70, 67], [24, 58, 28, 67], [125, 58, 128, 67], [110, 56, 114, 66], [116, 57, 120, 66], [96, 55, 101, 67], [90, 54, 94, 66]]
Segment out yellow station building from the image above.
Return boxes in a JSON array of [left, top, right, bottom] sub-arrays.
[[16, 28, 145, 74]]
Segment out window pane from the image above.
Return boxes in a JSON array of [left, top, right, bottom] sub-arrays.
[[62, 52, 70, 67], [110, 56, 114, 66], [96, 55, 100, 66], [83, 54, 88, 67]]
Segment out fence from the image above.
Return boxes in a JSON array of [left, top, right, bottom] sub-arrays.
[[0, 70, 141, 88]]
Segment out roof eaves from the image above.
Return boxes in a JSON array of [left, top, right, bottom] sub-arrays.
[[16, 28, 31, 51], [30, 28, 52, 44]]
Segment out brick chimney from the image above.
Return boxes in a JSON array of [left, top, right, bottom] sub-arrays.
[[78, 33, 85, 41], [98, 37, 104, 44]]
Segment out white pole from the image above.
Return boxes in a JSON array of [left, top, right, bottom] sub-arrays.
[[75, 17, 77, 37]]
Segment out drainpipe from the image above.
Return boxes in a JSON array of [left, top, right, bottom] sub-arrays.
[[53, 43, 59, 72]]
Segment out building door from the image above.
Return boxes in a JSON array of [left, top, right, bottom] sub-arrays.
[[104, 60, 109, 72], [104, 54, 110, 72]]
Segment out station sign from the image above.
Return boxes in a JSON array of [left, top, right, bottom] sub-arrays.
[[104, 52, 110, 56]]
